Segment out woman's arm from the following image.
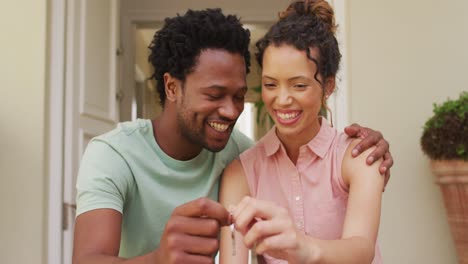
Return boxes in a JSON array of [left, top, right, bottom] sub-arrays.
[[307, 138, 385, 263], [219, 159, 251, 264]]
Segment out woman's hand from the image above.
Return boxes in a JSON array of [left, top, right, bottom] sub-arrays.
[[231, 196, 316, 263]]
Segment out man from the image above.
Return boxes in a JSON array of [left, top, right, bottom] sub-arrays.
[[73, 8, 393, 264]]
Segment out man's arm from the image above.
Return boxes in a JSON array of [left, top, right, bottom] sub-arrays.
[[73, 205, 223, 264], [73, 139, 149, 263], [73, 198, 230, 264], [73, 209, 157, 264]]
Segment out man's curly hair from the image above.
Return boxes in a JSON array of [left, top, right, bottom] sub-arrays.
[[148, 8, 251, 106]]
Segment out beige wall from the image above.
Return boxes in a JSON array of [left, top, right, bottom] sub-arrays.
[[347, 0, 467, 263], [0, 0, 48, 263]]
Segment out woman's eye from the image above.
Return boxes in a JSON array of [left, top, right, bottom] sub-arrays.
[[263, 83, 276, 88], [294, 84, 307, 89]]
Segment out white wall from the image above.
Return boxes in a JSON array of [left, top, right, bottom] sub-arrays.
[[0, 0, 47, 263], [347, 0, 467, 263]]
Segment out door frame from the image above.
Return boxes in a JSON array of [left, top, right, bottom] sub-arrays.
[[46, 0, 66, 263], [329, 0, 350, 131], [47, 0, 121, 263]]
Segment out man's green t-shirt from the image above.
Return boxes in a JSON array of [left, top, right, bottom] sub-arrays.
[[76, 119, 253, 257]]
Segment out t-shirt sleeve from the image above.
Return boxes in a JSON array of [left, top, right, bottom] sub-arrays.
[[75, 139, 133, 216], [232, 129, 254, 154]]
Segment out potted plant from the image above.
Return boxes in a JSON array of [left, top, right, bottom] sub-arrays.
[[420, 91, 468, 263]]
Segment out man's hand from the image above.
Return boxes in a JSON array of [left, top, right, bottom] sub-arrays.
[[344, 123, 393, 189], [155, 197, 230, 263]]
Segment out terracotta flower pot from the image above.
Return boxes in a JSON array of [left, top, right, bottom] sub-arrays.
[[431, 160, 468, 264]]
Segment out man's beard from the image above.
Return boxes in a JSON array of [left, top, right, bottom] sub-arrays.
[[176, 108, 230, 153]]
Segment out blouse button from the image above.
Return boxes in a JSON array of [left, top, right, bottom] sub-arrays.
[[296, 220, 303, 228]]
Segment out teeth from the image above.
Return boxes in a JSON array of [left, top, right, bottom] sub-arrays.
[[277, 112, 299, 120], [209, 122, 229, 132]]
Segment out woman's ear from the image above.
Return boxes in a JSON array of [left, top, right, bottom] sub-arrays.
[[164, 73, 179, 102], [324, 77, 336, 98]]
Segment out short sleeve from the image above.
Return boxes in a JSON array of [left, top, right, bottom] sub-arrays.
[[76, 139, 134, 216], [231, 129, 254, 154]]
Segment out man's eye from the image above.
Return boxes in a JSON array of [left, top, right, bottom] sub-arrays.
[[207, 94, 222, 100], [235, 95, 245, 101]]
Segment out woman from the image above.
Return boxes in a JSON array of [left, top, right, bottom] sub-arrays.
[[219, 0, 384, 263]]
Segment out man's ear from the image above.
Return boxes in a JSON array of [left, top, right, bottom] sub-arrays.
[[324, 77, 336, 98], [164, 73, 180, 102]]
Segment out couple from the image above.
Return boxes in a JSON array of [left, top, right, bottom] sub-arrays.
[[73, 1, 392, 263]]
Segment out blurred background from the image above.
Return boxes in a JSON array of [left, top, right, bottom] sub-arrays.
[[1, 0, 467, 263]]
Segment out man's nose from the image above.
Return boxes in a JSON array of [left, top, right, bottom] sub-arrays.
[[219, 98, 242, 120]]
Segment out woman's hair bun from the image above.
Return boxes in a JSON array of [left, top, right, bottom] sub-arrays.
[[279, 0, 337, 34]]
